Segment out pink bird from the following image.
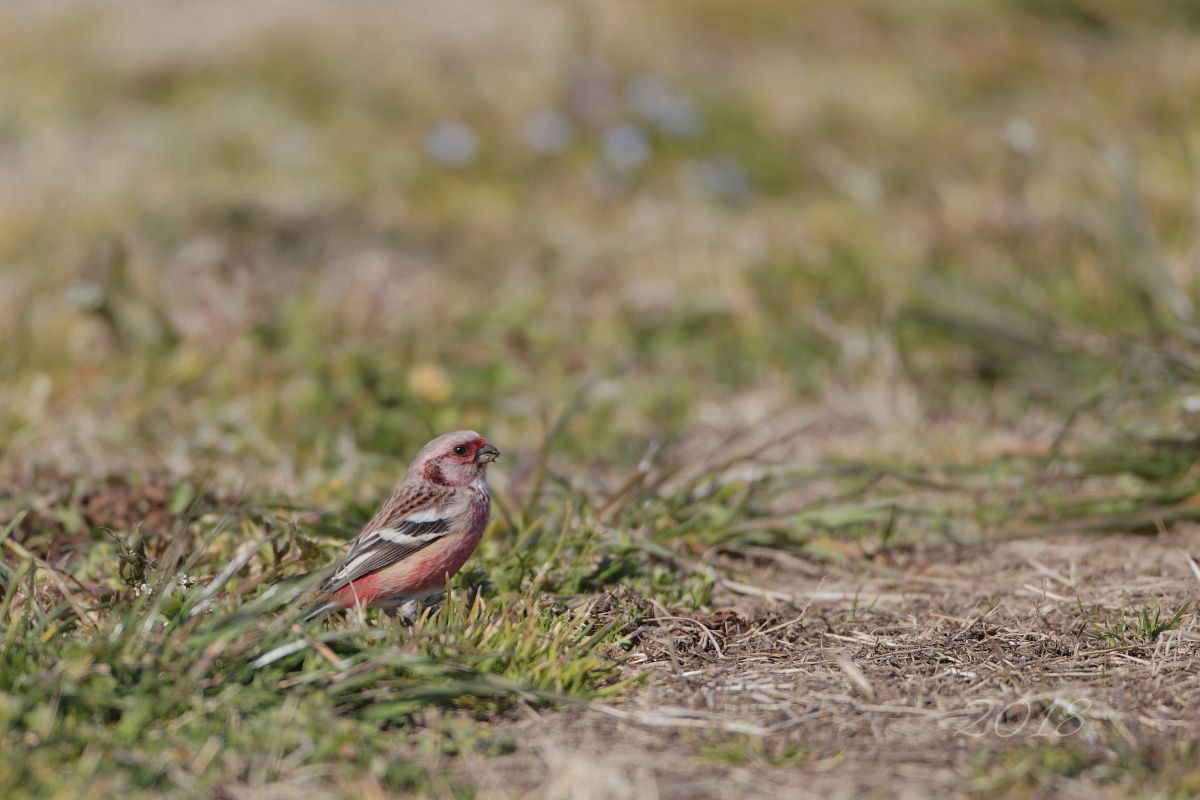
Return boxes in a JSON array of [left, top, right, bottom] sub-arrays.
[[305, 430, 500, 620]]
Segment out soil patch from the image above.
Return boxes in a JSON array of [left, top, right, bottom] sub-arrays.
[[457, 530, 1200, 799]]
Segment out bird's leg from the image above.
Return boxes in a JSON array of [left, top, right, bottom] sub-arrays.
[[397, 598, 422, 622]]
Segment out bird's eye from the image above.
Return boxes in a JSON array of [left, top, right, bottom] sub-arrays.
[[453, 445, 467, 456]]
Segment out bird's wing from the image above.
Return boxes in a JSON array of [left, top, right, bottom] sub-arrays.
[[320, 485, 464, 593]]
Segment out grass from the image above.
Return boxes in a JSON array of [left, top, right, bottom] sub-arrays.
[[1088, 601, 1192, 647], [0, 495, 648, 797], [1, 0, 1200, 797], [968, 738, 1200, 799]]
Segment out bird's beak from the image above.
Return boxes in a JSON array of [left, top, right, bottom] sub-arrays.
[[476, 443, 500, 464]]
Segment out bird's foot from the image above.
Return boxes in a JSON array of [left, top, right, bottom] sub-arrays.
[[381, 598, 424, 624], [397, 598, 422, 622]]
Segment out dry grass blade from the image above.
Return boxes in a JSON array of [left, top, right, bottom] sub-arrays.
[[1184, 551, 1200, 585], [829, 650, 876, 702], [187, 538, 262, 617], [588, 703, 771, 736], [651, 615, 726, 659]]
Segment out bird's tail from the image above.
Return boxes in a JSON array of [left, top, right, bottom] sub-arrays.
[[302, 599, 338, 621]]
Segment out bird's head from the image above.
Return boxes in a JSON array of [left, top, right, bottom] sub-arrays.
[[410, 430, 500, 487]]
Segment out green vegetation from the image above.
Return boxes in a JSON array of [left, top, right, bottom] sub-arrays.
[[968, 739, 1200, 799], [1088, 600, 1191, 646]]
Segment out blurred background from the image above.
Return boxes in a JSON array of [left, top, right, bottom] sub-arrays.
[[2, 0, 1199, 496]]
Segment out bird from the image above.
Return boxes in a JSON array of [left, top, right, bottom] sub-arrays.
[[304, 430, 499, 620]]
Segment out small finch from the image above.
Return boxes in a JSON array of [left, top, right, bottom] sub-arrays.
[[304, 430, 499, 620]]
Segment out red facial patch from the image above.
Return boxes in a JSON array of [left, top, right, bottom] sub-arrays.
[[421, 437, 486, 485], [449, 437, 485, 462]]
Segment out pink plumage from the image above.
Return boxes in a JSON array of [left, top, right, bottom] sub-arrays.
[[305, 430, 499, 619]]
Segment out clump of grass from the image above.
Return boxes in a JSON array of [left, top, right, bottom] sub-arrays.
[[694, 733, 807, 767], [965, 742, 1108, 797], [1088, 601, 1191, 647], [967, 737, 1200, 798]]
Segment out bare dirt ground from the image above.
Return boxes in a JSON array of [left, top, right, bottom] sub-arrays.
[[457, 530, 1200, 799]]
